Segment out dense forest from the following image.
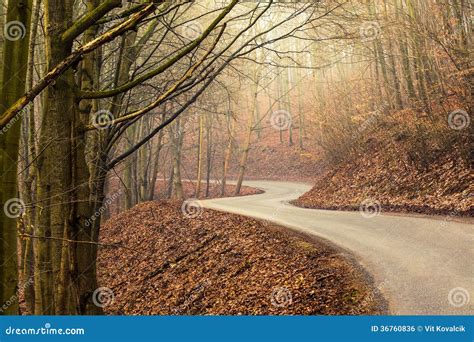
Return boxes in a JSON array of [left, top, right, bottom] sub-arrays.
[[0, 0, 471, 315]]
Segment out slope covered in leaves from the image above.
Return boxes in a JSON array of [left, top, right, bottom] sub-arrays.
[[294, 144, 473, 217], [98, 201, 381, 315]]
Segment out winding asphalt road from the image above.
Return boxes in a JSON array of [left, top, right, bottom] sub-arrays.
[[201, 180, 474, 315]]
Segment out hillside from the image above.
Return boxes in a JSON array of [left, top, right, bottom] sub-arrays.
[[294, 139, 473, 217]]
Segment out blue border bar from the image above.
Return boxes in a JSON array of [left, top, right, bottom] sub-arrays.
[[0, 316, 472, 342]]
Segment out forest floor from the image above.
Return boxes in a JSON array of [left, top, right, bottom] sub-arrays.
[[180, 131, 325, 183], [293, 145, 473, 217], [105, 181, 261, 217], [153, 180, 262, 199], [227, 140, 324, 182], [97, 201, 382, 315]]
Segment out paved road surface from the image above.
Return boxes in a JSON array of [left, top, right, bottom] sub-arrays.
[[201, 180, 473, 315]]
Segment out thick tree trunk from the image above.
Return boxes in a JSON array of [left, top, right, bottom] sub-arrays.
[[34, 0, 75, 314], [72, 0, 103, 314], [19, 0, 41, 315], [33, 0, 106, 315], [0, 0, 33, 315]]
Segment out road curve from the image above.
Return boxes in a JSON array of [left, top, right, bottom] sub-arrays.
[[200, 180, 474, 315]]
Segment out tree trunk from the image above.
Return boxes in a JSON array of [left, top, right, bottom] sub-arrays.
[[234, 115, 252, 195], [0, 0, 5, 86], [72, 0, 104, 314], [205, 113, 213, 198], [19, 0, 41, 315], [147, 126, 164, 201], [0, 0, 33, 315], [34, 0, 77, 314], [171, 119, 184, 199], [196, 114, 204, 197], [220, 110, 234, 196]]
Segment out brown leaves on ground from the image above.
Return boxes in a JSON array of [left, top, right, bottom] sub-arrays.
[[98, 201, 381, 315], [294, 146, 473, 217], [153, 180, 262, 199], [227, 135, 324, 182]]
